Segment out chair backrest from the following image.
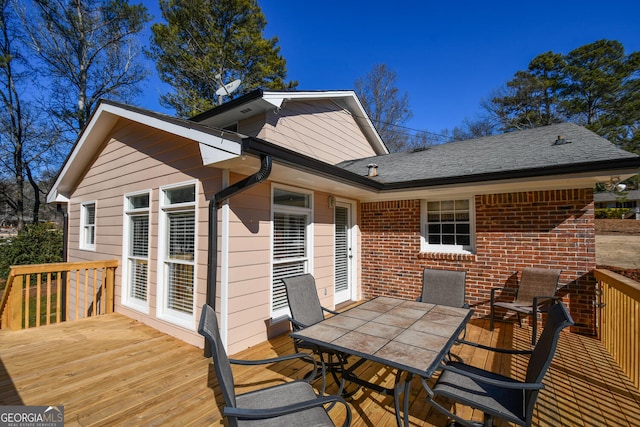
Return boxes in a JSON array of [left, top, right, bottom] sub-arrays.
[[514, 267, 561, 305], [523, 301, 574, 421], [421, 269, 467, 308], [198, 304, 237, 408], [282, 274, 326, 329]]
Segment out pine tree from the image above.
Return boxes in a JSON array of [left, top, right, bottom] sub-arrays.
[[486, 40, 640, 153], [488, 51, 565, 131], [562, 40, 639, 151], [149, 0, 297, 117]]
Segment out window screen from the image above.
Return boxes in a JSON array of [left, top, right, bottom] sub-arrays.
[[82, 202, 96, 248], [271, 188, 311, 315], [166, 211, 195, 313], [425, 200, 472, 249], [125, 194, 150, 305]]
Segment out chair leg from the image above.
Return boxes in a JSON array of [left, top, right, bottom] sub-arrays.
[[531, 311, 538, 346], [427, 397, 483, 427], [531, 303, 543, 346], [516, 312, 522, 327], [490, 302, 495, 331]]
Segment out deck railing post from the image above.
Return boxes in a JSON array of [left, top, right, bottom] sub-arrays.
[[65, 270, 71, 321], [60, 271, 67, 321], [9, 275, 23, 330], [106, 266, 115, 314]]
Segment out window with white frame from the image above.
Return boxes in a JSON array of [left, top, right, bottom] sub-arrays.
[[421, 199, 474, 253], [80, 201, 96, 250], [272, 187, 312, 317], [159, 183, 196, 325], [123, 192, 150, 311]]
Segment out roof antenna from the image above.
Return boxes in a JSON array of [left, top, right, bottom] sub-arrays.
[[215, 73, 241, 105]]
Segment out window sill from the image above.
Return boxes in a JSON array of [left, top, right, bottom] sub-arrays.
[[122, 299, 149, 315], [157, 311, 195, 331], [418, 252, 477, 262]]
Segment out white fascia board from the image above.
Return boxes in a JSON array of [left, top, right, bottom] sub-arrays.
[[357, 169, 639, 203], [47, 102, 242, 204], [261, 90, 358, 111], [46, 106, 120, 204]]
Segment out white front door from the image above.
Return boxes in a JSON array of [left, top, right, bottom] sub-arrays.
[[334, 201, 355, 304]]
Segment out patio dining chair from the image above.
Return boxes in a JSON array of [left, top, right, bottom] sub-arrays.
[[490, 267, 561, 345], [198, 304, 351, 427], [418, 268, 469, 358], [425, 301, 574, 427], [282, 274, 352, 385], [418, 268, 468, 308]]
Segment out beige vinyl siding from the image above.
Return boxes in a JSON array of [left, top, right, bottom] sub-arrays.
[[222, 186, 339, 354], [312, 191, 338, 308], [224, 180, 272, 353], [250, 99, 377, 164], [237, 112, 267, 138], [67, 120, 219, 347], [65, 115, 363, 353]]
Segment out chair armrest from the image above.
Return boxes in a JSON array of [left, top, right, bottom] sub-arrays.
[[490, 286, 517, 302], [229, 352, 317, 367], [231, 352, 323, 385], [455, 339, 532, 355], [322, 306, 340, 316], [224, 394, 352, 427], [439, 364, 544, 390], [532, 295, 561, 307], [288, 316, 310, 331]]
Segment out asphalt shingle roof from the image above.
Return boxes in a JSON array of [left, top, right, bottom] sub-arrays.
[[337, 123, 639, 184], [594, 189, 640, 202]]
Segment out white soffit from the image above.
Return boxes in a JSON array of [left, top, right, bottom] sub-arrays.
[[198, 136, 242, 165]]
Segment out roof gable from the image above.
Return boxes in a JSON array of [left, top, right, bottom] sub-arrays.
[[47, 100, 243, 203], [191, 89, 388, 156]]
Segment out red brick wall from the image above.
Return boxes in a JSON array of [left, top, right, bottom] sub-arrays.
[[360, 189, 596, 336]]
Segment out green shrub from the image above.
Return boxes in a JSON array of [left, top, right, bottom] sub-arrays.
[[595, 208, 631, 219], [0, 223, 63, 280]]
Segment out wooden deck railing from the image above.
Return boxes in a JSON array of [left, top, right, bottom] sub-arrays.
[[0, 260, 119, 330], [595, 268, 640, 391]]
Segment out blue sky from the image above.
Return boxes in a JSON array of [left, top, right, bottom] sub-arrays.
[[140, 0, 640, 134]]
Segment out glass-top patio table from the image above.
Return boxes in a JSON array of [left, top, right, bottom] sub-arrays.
[[290, 296, 473, 427]]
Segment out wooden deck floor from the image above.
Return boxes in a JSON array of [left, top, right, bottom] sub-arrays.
[[1, 313, 639, 426]]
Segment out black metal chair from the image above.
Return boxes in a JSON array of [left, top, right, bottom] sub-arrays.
[[198, 304, 351, 427], [282, 274, 340, 341], [490, 267, 561, 345], [419, 268, 468, 308], [282, 274, 352, 391], [418, 268, 469, 358], [425, 301, 574, 427]]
